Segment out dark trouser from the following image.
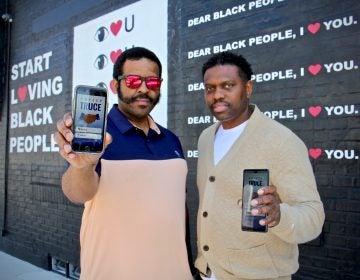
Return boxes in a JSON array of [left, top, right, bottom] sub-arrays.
[[193, 271, 204, 280]]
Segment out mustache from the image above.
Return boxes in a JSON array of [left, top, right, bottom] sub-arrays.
[[119, 93, 157, 105], [211, 101, 229, 108]]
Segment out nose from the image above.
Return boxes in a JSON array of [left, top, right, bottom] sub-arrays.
[[137, 79, 149, 93], [213, 88, 224, 100]]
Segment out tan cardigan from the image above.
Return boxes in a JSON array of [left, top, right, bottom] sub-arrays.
[[195, 105, 325, 280]]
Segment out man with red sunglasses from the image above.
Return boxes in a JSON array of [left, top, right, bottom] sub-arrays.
[[55, 47, 194, 280]]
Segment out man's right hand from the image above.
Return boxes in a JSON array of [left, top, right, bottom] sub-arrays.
[[54, 112, 112, 169]]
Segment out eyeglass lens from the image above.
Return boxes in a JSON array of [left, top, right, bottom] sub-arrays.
[[124, 75, 162, 90]]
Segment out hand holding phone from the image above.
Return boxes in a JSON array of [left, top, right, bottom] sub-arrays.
[[242, 169, 269, 232], [71, 85, 108, 154]]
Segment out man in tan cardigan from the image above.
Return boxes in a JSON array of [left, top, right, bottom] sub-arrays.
[[195, 51, 325, 280]]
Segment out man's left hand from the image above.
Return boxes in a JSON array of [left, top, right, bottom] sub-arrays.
[[250, 185, 281, 227]]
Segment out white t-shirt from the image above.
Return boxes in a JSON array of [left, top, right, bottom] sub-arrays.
[[214, 121, 248, 165], [204, 121, 247, 280], [201, 273, 218, 280]]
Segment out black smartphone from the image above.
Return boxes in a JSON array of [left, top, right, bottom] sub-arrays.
[[71, 85, 108, 154], [242, 169, 269, 232]]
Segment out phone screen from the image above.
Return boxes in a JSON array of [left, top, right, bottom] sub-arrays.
[[71, 85, 107, 153], [242, 169, 269, 232]]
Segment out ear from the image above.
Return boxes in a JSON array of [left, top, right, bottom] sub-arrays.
[[245, 80, 253, 99], [112, 79, 118, 90]]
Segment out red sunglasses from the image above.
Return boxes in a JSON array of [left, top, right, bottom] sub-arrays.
[[118, 75, 162, 90]]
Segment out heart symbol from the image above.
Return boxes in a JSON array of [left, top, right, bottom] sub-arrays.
[[308, 64, 321, 75], [110, 20, 122, 36], [309, 106, 322, 117], [309, 148, 322, 159], [17, 85, 28, 102], [308, 23, 320, 34], [110, 49, 122, 63], [110, 80, 117, 94]]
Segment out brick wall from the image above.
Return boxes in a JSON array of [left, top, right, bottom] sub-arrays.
[[168, 0, 360, 279], [0, 0, 359, 279]]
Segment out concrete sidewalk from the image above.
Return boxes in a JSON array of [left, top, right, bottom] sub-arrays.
[[0, 251, 68, 280]]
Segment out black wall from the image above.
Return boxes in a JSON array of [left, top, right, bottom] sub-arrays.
[[0, 0, 359, 279], [0, 1, 7, 116], [168, 1, 360, 278]]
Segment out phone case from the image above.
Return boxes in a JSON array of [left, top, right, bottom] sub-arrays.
[[71, 85, 108, 154], [241, 169, 269, 232]]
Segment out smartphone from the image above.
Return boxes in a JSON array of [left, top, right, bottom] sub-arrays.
[[71, 85, 108, 154], [242, 169, 269, 232]]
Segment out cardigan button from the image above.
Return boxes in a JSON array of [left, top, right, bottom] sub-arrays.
[[202, 211, 208, 218], [203, 245, 209, 251], [209, 176, 215, 182]]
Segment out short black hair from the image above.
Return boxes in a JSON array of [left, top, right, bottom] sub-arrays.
[[113, 47, 162, 79], [202, 51, 253, 82]]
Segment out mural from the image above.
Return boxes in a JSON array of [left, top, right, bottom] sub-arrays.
[[73, 0, 168, 126], [0, 0, 359, 279], [9, 51, 61, 153]]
